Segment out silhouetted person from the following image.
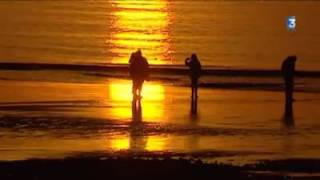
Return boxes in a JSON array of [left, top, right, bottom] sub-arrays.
[[281, 56, 297, 104], [129, 50, 150, 99], [185, 53, 202, 114]]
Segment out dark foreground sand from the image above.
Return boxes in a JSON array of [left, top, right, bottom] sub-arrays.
[[1, 155, 320, 180]]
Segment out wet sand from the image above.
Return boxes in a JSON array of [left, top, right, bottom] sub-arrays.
[[0, 73, 320, 179], [1, 78, 320, 164]]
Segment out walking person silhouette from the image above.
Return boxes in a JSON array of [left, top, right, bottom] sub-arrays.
[[129, 50, 150, 99], [185, 53, 202, 114], [281, 55, 297, 127], [281, 55, 297, 104]]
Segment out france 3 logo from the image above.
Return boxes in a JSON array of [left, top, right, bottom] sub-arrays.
[[287, 16, 296, 31]]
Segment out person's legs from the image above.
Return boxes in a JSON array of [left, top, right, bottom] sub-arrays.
[[191, 81, 195, 100], [132, 80, 138, 97], [191, 78, 198, 100], [137, 81, 141, 97], [132, 98, 142, 122], [137, 79, 144, 98], [194, 78, 198, 99], [141, 80, 144, 96], [285, 78, 294, 103], [283, 92, 294, 127]]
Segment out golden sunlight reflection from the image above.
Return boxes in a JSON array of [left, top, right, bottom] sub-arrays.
[[110, 135, 165, 151], [107, 80, 166, 152], [110, 136, 130, 150], [145, 136, 165, 151], [109, 0, 171, 64], [107, 81, 165, 120]]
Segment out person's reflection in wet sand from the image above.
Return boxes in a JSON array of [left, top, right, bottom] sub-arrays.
[[130, 98, 147, 151], [283, 100, 295, 127], [188, 108, 199, 151], [190, 96, 198, 115]]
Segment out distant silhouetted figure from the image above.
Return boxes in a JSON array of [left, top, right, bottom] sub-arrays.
[[185, 53, 202, 114], [129, 50, 150, 99], [281, 56, 297, 127], [281, 56, 297, 104]]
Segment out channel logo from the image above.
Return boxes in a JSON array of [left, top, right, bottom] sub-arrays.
[[287, 16, 296, 31]]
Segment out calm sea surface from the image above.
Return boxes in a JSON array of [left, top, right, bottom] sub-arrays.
[[0, 0, 320, 69]]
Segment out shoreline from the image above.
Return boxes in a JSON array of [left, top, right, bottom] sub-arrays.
[[1, 62, 320, 77]]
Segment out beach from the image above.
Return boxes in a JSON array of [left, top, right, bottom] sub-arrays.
[[1, 0, 320, 178], [0, 67, 320, 168], [0, 70, 320, 178]]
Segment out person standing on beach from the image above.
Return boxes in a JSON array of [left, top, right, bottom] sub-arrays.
[[281, 55, 297, 104], [129, 50, 149, 99], [185, 53, 202, 113]]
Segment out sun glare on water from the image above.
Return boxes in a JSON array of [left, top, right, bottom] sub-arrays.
[[109, 0, 171, 64]]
